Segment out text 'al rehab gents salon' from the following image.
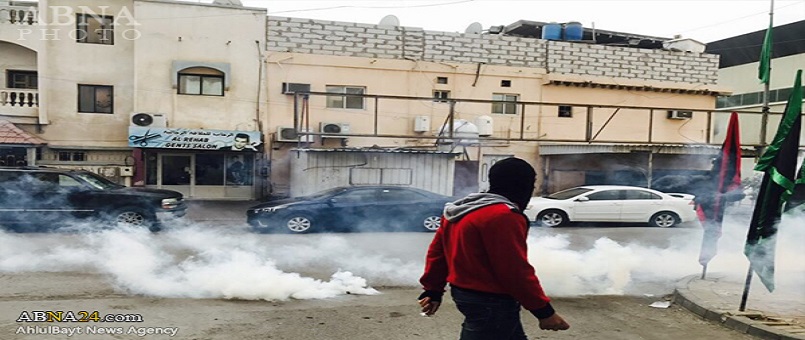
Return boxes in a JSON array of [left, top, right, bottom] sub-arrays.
[[127, 126, 263, 200]]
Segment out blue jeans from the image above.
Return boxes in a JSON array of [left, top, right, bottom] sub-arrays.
[[451, 285, 527, 340]]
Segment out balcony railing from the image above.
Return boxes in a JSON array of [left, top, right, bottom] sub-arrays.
[[0, 89, 38, 108], [0, 4, 38, 25]]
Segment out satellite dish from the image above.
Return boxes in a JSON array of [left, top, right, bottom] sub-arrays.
[[131, 113, 154, 127], [378, 14, 400, 27], [465, 22, 483, 34], [213, 0, 243, 6]]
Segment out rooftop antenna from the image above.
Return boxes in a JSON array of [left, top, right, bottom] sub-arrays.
[[465, 22, 483, 34], [378, 14, 400, 27]]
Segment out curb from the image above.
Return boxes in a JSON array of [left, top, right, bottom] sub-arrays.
[[674, 275, 805, 340]]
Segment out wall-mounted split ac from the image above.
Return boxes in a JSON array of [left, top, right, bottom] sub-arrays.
[[320, 122, 350, 138], [130, 113, 168, 127], [276, 126, 314, 143], [667, 110, 693, 120]]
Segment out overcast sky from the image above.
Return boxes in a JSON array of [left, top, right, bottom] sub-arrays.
[[237, 0, 804, 43]]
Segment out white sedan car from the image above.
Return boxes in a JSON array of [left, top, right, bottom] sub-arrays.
[[524, 185, 697, 228]]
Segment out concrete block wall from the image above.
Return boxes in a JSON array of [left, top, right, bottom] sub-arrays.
[[267, 16, 719, 84]]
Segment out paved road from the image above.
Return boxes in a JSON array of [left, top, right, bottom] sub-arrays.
[[0, 214, 772, 340]]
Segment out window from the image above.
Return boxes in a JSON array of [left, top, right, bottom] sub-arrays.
[[378, 188, 425, 202], [178, 67, 224, 96], [558, 105, 573, 118], [78, 85, 113, 113], [624, 190, 661, 200], [586, 190, 622, 201], [436, 77, 448, 84], [57, 151, 86, 162], [335, 188, 377, 202], [326, 85, 365, 109], [492, 93, 518, 115], [500, 80, 511, 87], [76, 13, 113, 45], [6, 70, 37, 89], [433, 90, 450, 103]]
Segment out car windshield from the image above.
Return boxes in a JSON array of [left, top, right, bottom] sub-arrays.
[[73, 172, 125, 190], [546, 187, 593, 200]]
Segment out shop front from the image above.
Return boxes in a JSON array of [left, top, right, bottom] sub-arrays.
[[128, 126, 263, 200]]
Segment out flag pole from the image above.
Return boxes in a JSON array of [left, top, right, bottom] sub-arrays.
[[739, 264, 753, 311], [759, 0, 774, 146]]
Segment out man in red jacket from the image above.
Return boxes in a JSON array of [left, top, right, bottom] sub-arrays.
[[418, 157, 570, 339]]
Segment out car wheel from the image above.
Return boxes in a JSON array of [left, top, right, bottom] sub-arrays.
[[649, 211, 679, 228], [421, 215, 441, 232], [537, 209, 568, 228], [284, 213, 314, 233], [113, 207, 157, 231]]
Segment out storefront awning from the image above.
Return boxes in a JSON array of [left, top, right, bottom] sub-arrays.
[[538, 143, 756, 156]]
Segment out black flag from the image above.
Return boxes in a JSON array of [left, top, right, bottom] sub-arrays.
[[744, 70, 803, 292]]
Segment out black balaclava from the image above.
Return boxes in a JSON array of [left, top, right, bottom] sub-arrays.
[[487, 157, 536, 211]]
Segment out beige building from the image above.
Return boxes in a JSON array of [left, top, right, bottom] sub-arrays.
[[2, 1, 743, 199], [1, 0, 266, 199], [263, 17, 732, 196]]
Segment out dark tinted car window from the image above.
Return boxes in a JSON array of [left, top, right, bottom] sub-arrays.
[[586, 190, 622, 201], [334, 188, 377, 202], [378, 188, 426, 201], [625, 190, 661, 200]]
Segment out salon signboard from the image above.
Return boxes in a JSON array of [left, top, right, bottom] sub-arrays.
[[127, 126, 262, 151]]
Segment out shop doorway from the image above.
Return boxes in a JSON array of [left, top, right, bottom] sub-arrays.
[[147, 152, 254, 199], [159, 154, 192, 197]]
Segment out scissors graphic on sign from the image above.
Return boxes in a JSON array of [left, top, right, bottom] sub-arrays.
[[129, 129, 162, 146]]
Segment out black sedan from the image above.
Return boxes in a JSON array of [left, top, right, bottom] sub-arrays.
[[247, 186, 453, 233]]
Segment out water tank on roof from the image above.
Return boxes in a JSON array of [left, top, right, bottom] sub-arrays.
[[564, 21, 583, 41], [475, 116, 493, 137], [541, 22, 562, 40]]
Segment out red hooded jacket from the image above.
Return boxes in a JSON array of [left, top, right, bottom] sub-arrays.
[[419, 193, 552, 313]]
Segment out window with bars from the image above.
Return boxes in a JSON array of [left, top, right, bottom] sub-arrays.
[[492, 93, 518, 115], [433, 90, 450, 103], [326, 85, 365, 109]]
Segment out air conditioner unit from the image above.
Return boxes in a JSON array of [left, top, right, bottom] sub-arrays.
[[414, 116, 430, 133], [320, 122, 350, 138], [130, 113, 168, 127], [667, 110, 693, 120], [276, 126, 313, 143], [282, 82, 311, 94]]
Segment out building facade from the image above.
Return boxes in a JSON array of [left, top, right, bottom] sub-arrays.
[[1, 0, 267, 199], [264, 16, 731, 196], [2, 0, 745, 199]]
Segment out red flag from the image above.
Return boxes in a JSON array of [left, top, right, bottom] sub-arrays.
[[698, 112, 742, 266]]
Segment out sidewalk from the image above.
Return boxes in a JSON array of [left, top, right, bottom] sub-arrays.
[[674, 274, 805, 340]]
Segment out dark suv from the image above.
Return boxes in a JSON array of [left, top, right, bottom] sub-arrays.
[[0, 166, 187, 232]]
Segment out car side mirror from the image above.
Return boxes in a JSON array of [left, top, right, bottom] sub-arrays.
[[575, 196, 589, 202]]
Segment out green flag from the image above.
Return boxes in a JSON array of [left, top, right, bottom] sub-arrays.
[[758, 21, 773, 84], [744, 70, 803, 292]]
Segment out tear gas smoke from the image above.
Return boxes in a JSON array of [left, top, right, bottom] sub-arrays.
[[0, 208, 802, 301]]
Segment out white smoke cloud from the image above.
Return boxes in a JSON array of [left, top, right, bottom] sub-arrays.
[[0, 207, 802, 301]]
